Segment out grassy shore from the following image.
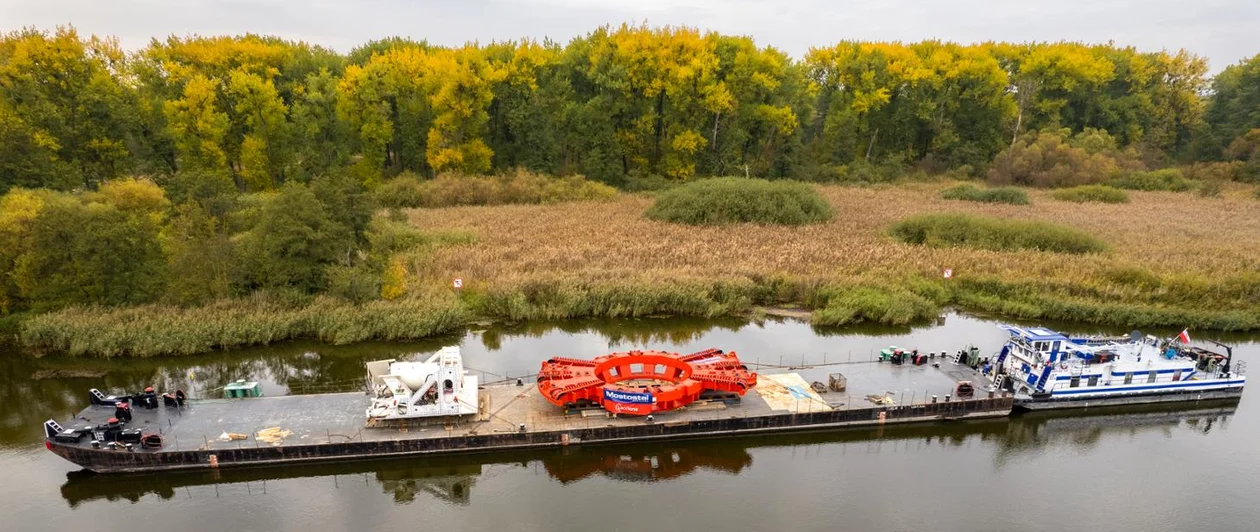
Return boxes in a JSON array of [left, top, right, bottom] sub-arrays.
[[17, 182, 1260, 356]]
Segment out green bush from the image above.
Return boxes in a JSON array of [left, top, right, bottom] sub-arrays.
[[939, 184, 1029, 205], [325, 265, 382, 304], [644, 177, 834, 226], [811, 285, 940, 326], [890, 213, 1106, 254], [372, 172, 426, 209], [1051, 185, 1130, 204], [1110, 169, 1195, 191]]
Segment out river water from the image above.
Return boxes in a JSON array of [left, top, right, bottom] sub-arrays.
[[2, 313, 1257, 531]]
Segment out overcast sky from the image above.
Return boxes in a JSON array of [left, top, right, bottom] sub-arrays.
[[3, 0, 1258, 72]]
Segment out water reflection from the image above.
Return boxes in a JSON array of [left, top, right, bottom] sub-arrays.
[[478, 316, 753, 351], [992, 402, 1238, 466]]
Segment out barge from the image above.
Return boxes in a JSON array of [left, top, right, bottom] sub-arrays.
[[44, 347, 1011, 473], [56, 401, 1239, 507], [992, 325, 1247, 411]]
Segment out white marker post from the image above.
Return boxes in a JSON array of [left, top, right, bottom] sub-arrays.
[[452, 277, 463, 289], [943, 269, 953, 279]]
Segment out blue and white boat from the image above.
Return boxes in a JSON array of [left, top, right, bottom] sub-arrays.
[[991, 325, 1246, 411]]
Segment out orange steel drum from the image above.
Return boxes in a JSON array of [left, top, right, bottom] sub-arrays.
[[536, 348, 757, 415]]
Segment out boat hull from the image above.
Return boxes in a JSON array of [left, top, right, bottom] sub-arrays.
[[1013, 386, 1244, 411], [49, 396, 1013, 474]]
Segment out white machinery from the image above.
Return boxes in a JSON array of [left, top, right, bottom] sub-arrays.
[[366, 346, 479, 421]]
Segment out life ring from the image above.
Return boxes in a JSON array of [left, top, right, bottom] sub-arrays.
[[1059, 363, 1069, 370]]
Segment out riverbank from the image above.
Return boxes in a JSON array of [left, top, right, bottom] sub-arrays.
[[14, 183, 1260, 357]]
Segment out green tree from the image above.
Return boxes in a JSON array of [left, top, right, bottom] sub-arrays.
[[227, 69, 291, 189], [311, 172, 374, 256], [163, 203, 232, 304], [291, 69, 352, 180], [1202, 54, 1260, 159], [14, 197, 166, 309], [484, 40, 569, 174], [0, 188, 48, 313], [0, 103, 75, 192], [234, 182, 340, 292], [0, 27, 138, 190]]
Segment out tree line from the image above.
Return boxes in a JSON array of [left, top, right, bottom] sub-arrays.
[[2, 24, 1260, 319], [3, 25, 1259, 194]]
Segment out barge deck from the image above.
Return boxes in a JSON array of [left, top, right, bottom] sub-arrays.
[[49, 361, 1011, 473]]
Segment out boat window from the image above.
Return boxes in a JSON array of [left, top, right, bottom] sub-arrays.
[[1173, 370, 1182, 382], [1088, 375, 1099, 386], [630, 363, 644, 375], [1147, 371, 1158, 383], [444, 379, 454, 392], [1124, 373, 1134, 385], [1069, 376, 1081, 388]]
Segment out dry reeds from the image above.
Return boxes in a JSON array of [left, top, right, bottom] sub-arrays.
[[407, 183, 1260, 330]]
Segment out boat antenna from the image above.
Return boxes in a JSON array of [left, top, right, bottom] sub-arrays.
[[1206, 339, 1233, 378]]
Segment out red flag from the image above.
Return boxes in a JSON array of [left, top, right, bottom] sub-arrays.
[[1177, 329, 1191, 344]]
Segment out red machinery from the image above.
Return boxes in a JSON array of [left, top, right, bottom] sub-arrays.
[[537, 348, 757, 415]]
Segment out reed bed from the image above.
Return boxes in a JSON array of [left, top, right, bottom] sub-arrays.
[[407, 183, 1260, 330], [20, 292, 468, 357]]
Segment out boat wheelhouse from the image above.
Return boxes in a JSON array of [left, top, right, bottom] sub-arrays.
[[992, 325, 1245, 410]]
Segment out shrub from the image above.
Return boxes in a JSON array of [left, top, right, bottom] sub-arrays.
[[1182, 161, 1244, 183], [939, 184, 1029, 205], [1224, 129, 1260, 183], [811, 285, 940, 326], [987, 129, 1138, 188], [373, 172, 427, 209], [890, 213, 1106, 254], [1051, 185, 1130, 204], [1110, 169, 1195, 191], [325, 265, 381, 304], [644, 177, 834, 226]]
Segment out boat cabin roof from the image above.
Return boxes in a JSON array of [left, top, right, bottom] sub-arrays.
[[999, 324, 1068, 343]]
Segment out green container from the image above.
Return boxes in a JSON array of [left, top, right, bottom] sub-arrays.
[[223, 379, 262, 399]]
